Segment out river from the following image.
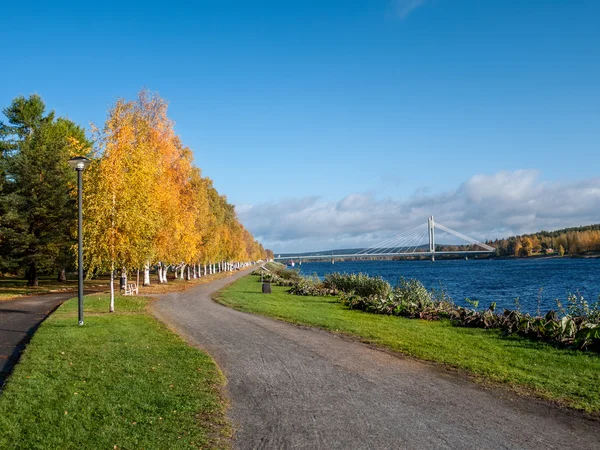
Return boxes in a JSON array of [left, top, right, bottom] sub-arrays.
[[296, 257, 600, 315]]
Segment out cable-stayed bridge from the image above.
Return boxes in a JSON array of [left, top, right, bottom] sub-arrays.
[[274, 216, 495, 262]]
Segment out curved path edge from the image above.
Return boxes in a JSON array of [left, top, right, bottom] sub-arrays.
[[0, 289, 103, 390], [150, 270, 600, 450]]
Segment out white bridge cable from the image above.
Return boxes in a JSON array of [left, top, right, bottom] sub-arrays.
[[367, 223, 426, 254], [368, 224, 427, 255], [274, 218, 495, 260], [406, 228, 429, 253], [355, 222, 427, 255], [382, 227, 425, 254], [434, 223, 494, 251], [409, 228, 430, 253], [370, 231, 418, 254], [393, 230, 427, 253], [391, 225, 428, 254], [355, 232, 406, 255]]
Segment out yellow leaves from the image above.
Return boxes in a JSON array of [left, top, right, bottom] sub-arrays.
[[83, 89, 267, 272], [66, 136, 89, 158]]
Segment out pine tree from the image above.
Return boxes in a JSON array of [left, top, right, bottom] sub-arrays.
[[0, 95, 89, 284]]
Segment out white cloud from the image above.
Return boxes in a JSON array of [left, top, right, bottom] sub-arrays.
[[237, 170, 600, 253], [393, 0, 427, 19]]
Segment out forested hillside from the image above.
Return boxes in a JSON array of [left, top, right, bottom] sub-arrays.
[[487, 224, 600, 257]]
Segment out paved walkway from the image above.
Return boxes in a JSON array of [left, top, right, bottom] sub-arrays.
[[0, 290, 90, 389], [151, 270, 599, 450]]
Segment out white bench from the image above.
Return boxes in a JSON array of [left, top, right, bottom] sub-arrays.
[[123, 282, 138, 296]]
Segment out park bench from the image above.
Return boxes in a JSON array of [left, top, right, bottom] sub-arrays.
[[123, 282, 138, 296]]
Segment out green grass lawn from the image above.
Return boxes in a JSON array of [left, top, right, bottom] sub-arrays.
[[0, 294, 231, 449], [0, 275, 110, 301], [216, 275, 600, 413]]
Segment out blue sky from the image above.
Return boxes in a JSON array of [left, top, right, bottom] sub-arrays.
[[1, 1, 599, 252]]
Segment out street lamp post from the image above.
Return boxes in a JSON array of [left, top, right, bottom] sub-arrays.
[[67, 156, 90, 326]]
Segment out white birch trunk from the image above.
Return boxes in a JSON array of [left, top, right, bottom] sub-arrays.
[[159, 263, 167, 283], [109, 265, 115, 313], [144, 261, 151, 286]]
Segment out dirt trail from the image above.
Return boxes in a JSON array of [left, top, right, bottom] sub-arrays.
[[151, 270, 599, 450]]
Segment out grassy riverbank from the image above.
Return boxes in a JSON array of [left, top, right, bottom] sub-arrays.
[[216, 274, 600, 413], [0, 294, 231, 449]]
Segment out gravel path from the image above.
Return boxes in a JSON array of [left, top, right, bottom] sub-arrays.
[[151, 270, 599, 450]]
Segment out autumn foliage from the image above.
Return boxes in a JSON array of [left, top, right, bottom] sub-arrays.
[[83, 91, 267, 285]]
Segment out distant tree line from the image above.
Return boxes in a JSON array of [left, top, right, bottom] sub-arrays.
[[486, 224, 600, 257], [0, 92, 272, 291], [429, 225, 600, 258]]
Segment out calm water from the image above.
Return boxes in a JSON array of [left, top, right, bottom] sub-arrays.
[[297, 258, 600, 315]]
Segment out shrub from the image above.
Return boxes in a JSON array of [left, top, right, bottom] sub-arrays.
[[322, 272, 391, 298], [288, 280, 338, 297], [277, 269, 302, 282], [252, 266, 600, 352]]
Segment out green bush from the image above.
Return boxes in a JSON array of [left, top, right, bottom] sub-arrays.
[[252, 267, 600, 352], [322, 272, 391, 298]]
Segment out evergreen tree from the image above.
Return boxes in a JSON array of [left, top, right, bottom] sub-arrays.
[[0, 95, 89, 285]]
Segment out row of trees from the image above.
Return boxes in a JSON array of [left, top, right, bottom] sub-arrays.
[[488, 225, 600, 257], [0, 92, 273, 295]]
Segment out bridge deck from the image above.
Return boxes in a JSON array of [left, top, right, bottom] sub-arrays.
[[274, 251, 494, 260]]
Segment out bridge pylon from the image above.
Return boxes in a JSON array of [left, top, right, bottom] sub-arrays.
[[428, 215, 435, 261]]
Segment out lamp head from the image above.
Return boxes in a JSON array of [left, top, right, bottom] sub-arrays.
[[67, 156, 91, 171]]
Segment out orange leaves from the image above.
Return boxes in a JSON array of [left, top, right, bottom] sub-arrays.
[[83, 89, 266, 274]]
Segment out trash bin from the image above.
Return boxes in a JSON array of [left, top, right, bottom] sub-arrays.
[[262, 282, 272, 294], [120, 277, 126, 290]]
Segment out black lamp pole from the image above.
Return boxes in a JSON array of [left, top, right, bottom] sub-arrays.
[[68, 156, 90, 326], [76, 165, 84, 326]]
